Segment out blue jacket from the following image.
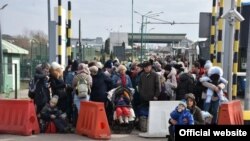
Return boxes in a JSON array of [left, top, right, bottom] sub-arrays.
[[170, 106, 194, 125], [112, 74, 132, 88]]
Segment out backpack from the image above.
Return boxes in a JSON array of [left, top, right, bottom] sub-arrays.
[[28, 79, 39, 99], [76, 75, 89, 98]]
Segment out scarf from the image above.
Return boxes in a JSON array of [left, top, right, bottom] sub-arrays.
[[121, 74, 126, 87]]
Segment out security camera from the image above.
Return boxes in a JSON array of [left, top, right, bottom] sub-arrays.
[[231, 9, 245, 22], [221, 9, 245, 22]]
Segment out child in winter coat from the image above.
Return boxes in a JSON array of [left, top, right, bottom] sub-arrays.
[[40, 95, 73, 133], [114, 91, 131, 124], [168, 101, 194, 141], [170, 101, 194, 125]]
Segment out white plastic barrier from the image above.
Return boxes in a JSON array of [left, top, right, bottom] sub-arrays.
[[139, 101, 180, 138]]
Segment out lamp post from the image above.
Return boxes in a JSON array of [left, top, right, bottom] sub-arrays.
[[131, 0, 134, 61], [145, 28, 155, 49], [30, 39, 39, 78], [118, 25, 122, 46], [140, 16, 144, 63], [134, 11, 162, 63], [0, 4, 8, 92]]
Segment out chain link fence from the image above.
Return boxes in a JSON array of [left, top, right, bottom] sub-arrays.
[[20, 43, 49, 80]]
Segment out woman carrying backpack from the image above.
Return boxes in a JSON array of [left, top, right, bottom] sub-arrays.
[[34, 63, 51, 114], [72, 63, 92, 112]]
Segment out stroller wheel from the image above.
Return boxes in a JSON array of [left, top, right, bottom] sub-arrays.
[[111, 121, 121, 134]]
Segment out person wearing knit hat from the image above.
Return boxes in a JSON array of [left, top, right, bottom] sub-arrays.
[[185, 93, 205, 125], [72, 63, 93, 112], [40, 95, 74, 133], [204, 60, 213, 75], [96, 62, 103, 70], [89, 66, 99, 76], [104, 60, 114, 77], [113, 59, 120, 67], [89, 63, 113, 103], [204, 60, 213, 70], [168, 99, 194, 141], [104, 60, 113, 69], [77, 63, 90, 75], [170, 100, 194, 123], [178, 100, 187, 111]]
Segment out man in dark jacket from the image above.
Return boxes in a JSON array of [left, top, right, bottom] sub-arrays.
[[138, 61, 160, 105]]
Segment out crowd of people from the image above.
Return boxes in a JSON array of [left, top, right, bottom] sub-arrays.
[[29, 55, 228, 136]]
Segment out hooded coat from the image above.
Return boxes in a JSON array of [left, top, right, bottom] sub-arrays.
[[186, 94, 205, 125], [34, 65, 50, 113]]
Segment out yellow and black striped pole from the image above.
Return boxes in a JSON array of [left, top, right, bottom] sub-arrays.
[[57, 0, 62, 65], [216, 0, 224, 67], [210, 0, 217, 63], [232, 0, 241, 98], [67, 1, 72, 64]]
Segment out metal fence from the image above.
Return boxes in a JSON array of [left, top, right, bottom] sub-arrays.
[[20, 43, 49, 79]]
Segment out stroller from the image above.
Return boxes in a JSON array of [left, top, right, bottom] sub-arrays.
[[107, 86, 136, 134]]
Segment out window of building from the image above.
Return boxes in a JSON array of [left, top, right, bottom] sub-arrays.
[[8, 55, 12, 75]]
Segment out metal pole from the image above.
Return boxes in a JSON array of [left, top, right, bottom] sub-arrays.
[[227, 0, 235, 101], [0, 17, 3, 92], [131, 0, 134, 61], [210, 0, 217, 62], [245, 8, 250, 110], [14, 64, 17, 99], [30, 41, 33, 78], [67, 1, 72, 64], [57, 0, 62, 65], [79, 19, 82, 61], [232, 0, 241, 98], [0, 4, 8, 92], [40, 42, 42, 59], [47, 0, 51, 49], [217, 0, 224, 67], [140, 16, 144, 63]]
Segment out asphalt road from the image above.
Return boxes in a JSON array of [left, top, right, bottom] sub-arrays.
[[0, 132, 167, 141]]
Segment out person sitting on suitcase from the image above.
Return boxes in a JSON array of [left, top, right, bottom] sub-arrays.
[[40, 95, 73, 133]]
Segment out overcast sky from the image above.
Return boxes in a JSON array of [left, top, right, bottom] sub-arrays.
[[1, 0, 250, 41]]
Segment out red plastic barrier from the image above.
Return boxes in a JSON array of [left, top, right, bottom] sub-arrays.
[[218, 100, 244, 125], [0, 99, 40, 135], [76, 101, 111, 140]]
